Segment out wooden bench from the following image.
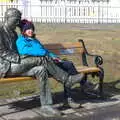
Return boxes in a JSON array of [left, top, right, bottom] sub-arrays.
[[0, 39, 104, 96]]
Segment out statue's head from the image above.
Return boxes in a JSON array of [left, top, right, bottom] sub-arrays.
[[4, 8, 22, 29]]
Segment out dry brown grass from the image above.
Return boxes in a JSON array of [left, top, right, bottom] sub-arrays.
[[1, 23, 120, 98]]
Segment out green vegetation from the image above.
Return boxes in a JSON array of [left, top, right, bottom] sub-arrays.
[[0, 23, 120, 99]]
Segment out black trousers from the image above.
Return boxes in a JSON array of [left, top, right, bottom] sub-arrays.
[[56, 60, 78, 75]]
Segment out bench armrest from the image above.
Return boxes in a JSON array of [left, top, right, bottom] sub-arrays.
[[86, 53, 103, 66], [78, 39, 103, 67]]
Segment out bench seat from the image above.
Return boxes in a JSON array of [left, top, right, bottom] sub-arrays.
[[76, 66, 101, 74], [0, 77, 34, 83], [0, 66, 100, 83]]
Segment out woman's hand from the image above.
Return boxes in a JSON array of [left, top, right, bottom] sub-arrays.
[[52, 57, 62, 63]]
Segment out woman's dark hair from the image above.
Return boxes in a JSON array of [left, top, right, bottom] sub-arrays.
[[20, 19, 35, 32]]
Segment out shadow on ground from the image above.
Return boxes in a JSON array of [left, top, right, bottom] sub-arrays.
[[103, 79, 120, 96], [5, 79, 120, 108], [1, 79, 120, 119]]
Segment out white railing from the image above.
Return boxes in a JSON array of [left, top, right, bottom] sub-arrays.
[[0, 1, 120, 23]]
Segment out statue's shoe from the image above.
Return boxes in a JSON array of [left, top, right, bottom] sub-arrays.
[[39, 105, 61, 117]]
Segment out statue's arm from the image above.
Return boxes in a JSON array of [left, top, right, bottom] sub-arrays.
[[0, 49, 20, 63], [0, 34, 20, 63]]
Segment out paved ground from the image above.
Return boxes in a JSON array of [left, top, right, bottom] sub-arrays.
[[1, 92, 120, 120]]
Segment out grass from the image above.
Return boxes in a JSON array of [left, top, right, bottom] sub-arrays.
[[0, 23, 120, 99]]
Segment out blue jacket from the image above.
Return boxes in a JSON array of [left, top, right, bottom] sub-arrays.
[[16, 35, 58, 58]]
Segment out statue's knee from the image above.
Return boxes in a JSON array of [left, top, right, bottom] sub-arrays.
[[34, 66, 46, 73], [34, 66, 48, 79], [37, 66, 45, 71]]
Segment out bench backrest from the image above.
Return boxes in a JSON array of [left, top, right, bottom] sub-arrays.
[[44, 39, 85, 56], [44, 39, 87, 66]]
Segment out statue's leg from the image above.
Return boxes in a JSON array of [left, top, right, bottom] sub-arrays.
[[46, 59, 84, 87], [22, 66, 53, 106], [45, 59, 83, 108], [46, 59, 69, 84], [6, 57, 41, 75], [6, 57, 52, 105]]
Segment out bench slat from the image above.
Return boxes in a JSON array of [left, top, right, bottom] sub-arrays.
[[45, 42, 84, 55], [0, 77, 34, 83], [76, 66, 100, 74], [44, 42, 83, 50], [49, 48, 84, 55], [0, 66, 100, 83]]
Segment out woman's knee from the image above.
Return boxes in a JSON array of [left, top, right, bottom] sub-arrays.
[[63, 61, 74, 68]]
